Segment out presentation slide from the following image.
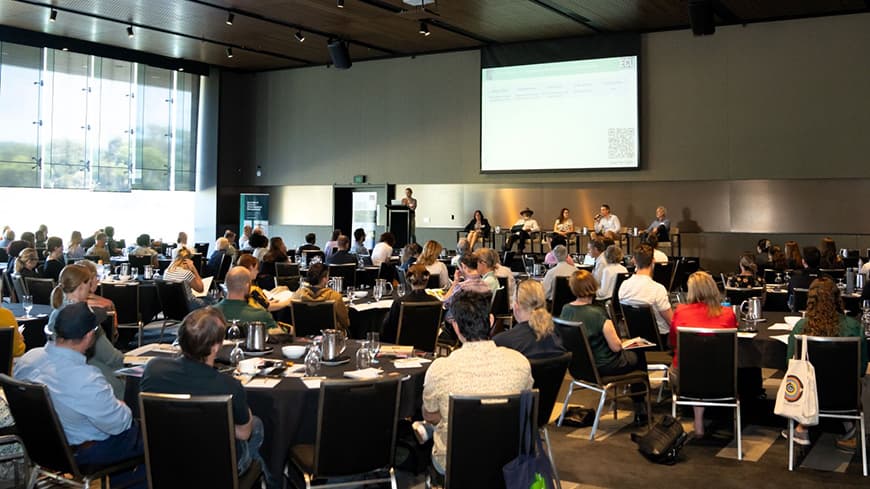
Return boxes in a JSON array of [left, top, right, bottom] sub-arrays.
[[481, 56, 638, 172]]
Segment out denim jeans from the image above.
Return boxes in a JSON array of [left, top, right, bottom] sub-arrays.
[[74, 421, 146, 489], [236, 415, 275, 488]]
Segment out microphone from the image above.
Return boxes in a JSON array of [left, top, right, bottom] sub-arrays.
[[594, 214, 601, 221]]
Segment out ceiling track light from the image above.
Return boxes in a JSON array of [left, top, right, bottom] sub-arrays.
[[126, 25, 134, 38], [226, 12, 234, 25], [226, 47, 234, 58], [295, 30, 305, 42], [419, 21, 430, 36], [49, 9, 57, 22], [337, 0, 345, 8]]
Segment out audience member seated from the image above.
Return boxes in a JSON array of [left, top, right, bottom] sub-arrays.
[[5, 240, 29, 274], [479, 248, 515, 305], [14, 302, 145, 488], [669, 271, 737, 438], [0, 229, 13, 249], [371, 232, 395, 267], [819, 236, 845, 269], [542, 245, 575, 302], [351, 228, 368, 255], [785, 240, 802, 270], [206, 237, 231, 277], [130, 234, 158, 267], [442, 253, 494, 310], [20, 231, 35, 247], [325, 235, 357, 266], [140, 307, 273, 487], [104, 226, 122, 256], [464, 210, 491, 250], [74, 260, 120, 338], [503, 207, 540, 253], [646, 206, 670, 242], [239, 225, 253, 251], [544, 234, 574, 266], [494, 279, 565, 358], [727, 253, 765, 288], [644, 234, 669, 264], [164, 247, 209, 309], [475, 248, 500, 292], [784, 277, 868, 450], [85, 232, 111, 263], [619, 244, 673, 346], [323, 229, 342, 261], [215, 267, 277, 329], [587, 238, 607, 282], [596, 245, 629, 302], [422, 291, 533, 477], [553, 207, 575, 237], [35, 224, 48, 248], [49, 265, 124, 398], [42, 236, 65, 282], [81, 229, 100, 251], [248, 233, 269, 262], [14, 248, 40, 280], [67, 230, 85, 260], [399, 242, 422, 272], [0, 303, 27, 357], [237, 254, 292, 312], [293, 263, 349, 331], [769, 245, 788, 271], [418, 240, 450, 288], [297, 232, 320, 256], [224, 230, 239, 259], [172, 231, 195, 260], [562, 269, 650, 425], [381, 265, 441, 344], [788, 246, 821, 299], [450, 238, 469, 268]]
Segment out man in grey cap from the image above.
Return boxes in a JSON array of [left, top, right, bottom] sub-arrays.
[[504, 207, 540, 253], [14, 302, 145, 487]]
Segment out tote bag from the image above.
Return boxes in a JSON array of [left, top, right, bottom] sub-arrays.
[[774, 335, 819, 426], [503, 391, 555, 489]]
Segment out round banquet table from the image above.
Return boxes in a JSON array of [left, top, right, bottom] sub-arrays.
[[123, 339, 430, 483], [8, 303, 53, 350]]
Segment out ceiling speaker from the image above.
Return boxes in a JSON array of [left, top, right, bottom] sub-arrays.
[[327, 40, 352, 69], [688, 0, 715, 36]]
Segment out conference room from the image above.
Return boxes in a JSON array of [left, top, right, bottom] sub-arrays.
[[2, 1, 870, 488]]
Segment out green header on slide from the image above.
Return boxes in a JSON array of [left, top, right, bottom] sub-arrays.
[[485, 56, 634, 81]]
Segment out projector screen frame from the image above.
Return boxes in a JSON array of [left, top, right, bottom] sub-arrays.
[[479, 33, 642, 174]]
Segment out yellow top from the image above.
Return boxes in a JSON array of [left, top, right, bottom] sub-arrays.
[[0, 306, 28, 357]]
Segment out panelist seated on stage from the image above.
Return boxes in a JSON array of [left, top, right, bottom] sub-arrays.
[[553, 208, 575, 236], [463, 210, 491, 249], [503, 207, 540, 253], [326, 235, 358, 266], [645, 206, 670, 242], [593, 204, 621, 237], [293, 263, 349, 331], [215, 267, 277, 329], [140, 307, 274, 488]]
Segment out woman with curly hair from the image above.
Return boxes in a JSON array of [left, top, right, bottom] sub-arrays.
[[785, 277, 868, 449]]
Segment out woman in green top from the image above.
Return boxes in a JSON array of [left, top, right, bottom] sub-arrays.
[[560, 269, 649, 424], [785, 276, 868, 450]]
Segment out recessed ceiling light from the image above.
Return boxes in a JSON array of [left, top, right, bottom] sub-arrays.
[[226, 12, 234, 25], [337, 0, 345, 8], [226, 47, 233, 58]]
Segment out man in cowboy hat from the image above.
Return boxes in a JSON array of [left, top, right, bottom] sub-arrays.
[[504, 207, 540, 253]]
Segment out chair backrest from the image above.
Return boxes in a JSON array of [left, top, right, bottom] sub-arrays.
[[377, 262, 395, 283], [24, 277, 55, 305], [302, 250, 325, 264], [620, 303, 663, 349], [426, 275, 442, 289], [128, 255, 153, 270], [1, 271, 15, 302], [193, 242, 210, 256], [762, 269, 780, 284], [819, 268, 846, 281], [275, 262, 300, 278], [552, 318, 601, 385], [276, 276, 301, 291], [100, 282, 141, 326], [0, 248, 7, 263], [652, 260, 675, 291], [676, 328, 737, 399], [313, 378, 401, 477], [395, 302, 443, 352], [446, 391, 537, 489], [725, 287, 764, 306], [0, 374, 82, 479], [328, 264, 356, 288], [673, 257, 699, 291], [794, 335, 862, 412], [551, 276, 573, 317], [139, 393, 239, 489], [255, 274, 276, 290], [610, 272, 632, 312], [290, 300, 336, 337], [191, 254, 204, 275], [155, 280, 191, 321], [0, 329, 14, 375], [491, 286, 510, 317], [791, 288, 809, 312], [10, 274, 27, 303], [215, 254, 233, 282], [529, 352, 572, 428], [83, 255, 102, 263]]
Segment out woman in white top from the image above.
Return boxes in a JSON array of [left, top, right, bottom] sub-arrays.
[[163, 247, 207, 307], [553, 208, 575, 236], [67, 230, 85, 260], [417, 240, 450, 288], [370, 232, 396, 267], [596, 245, 629, 301]]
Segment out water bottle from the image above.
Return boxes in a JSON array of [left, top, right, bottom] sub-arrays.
[[304, 342, 321, 377]]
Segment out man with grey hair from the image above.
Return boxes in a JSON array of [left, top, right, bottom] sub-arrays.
[[543, 245, 576, 301], [215, 266, 276, 328], [451, 238, 470, 267]]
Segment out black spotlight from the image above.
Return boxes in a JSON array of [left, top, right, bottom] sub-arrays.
[[295, 31, 305, 42], [327, 39, 352, 69], [688, 0, 715, 36], [49, 9, 57, 22]]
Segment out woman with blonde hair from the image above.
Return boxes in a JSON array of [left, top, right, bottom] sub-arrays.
[[67, 230, 85, 260], [164, 247, 207, 308], [494, 279, 564, 358], [48, 265, 124, 398], [669, 271, 737, 438], [417, 240, 450, 288], [14, 248, 40, 279]]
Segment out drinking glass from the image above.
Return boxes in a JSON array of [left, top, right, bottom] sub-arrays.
[[305, 341, 322, 376], [21, 295, 33, 318], [373, 284, 383, 302], [227, 320, 245, 365], [397, 283, 406, 296], [366, 331, 380, 363], [356, 345, 371, 369], [131, 267, 139, 281], [862, 299, 870, 311], [346, 286, 356, 303]]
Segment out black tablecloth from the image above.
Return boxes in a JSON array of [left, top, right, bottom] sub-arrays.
[[737, 311, 794, 371], [9, 303, 52, 350]]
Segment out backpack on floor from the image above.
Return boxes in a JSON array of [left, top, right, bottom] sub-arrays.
[[630, 415, 689, 465]]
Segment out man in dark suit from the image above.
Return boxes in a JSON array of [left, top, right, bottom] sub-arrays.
[[325, 235, 357, 266]]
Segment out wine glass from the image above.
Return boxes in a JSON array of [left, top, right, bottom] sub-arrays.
[[21, 295, 33, 318], [131, 267, 139, 281], [366, 331, 380, 364], [227, 320, 244, 366], [356, 345, 371, 369], [346, 286, 356, 303]]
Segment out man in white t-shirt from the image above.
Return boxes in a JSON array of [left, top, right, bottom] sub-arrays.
[[618, 244, 673, 344], [593, 204, 621, 236]]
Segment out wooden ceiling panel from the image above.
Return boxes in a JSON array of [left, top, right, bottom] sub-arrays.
[[721, 0, 868, 22], [545, 0, 689, 32]]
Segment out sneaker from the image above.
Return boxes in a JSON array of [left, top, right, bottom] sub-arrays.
[[835, 436, 857, 452], [412, 421, 430, 444], [838, 423, 858, 442], [781, 428, 811, 446]]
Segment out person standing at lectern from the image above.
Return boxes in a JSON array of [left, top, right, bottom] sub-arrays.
[[401, 187, 418, 243]]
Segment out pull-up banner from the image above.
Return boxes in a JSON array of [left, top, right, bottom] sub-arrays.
[[240, 193, 270, 237]]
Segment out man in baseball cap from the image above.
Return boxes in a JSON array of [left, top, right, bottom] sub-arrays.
[[14, 302, 145, 487]]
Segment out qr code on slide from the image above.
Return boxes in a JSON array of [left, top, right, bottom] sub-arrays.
[[608, 128, 635, 160]]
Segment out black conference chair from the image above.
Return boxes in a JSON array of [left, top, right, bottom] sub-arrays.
[[652, 260, 676, 292], [302, 250, 325, 265], [530, 352, 572, 489], [328, 264, 357, 288], [215, 254, 233, 283], [275, 262, 300, 278], [24, 277, 55, 305], [790, 287, 809, 312], [0, 329, 15, 375], [671, 327, 742, 461], [286, 377, 401, 489], [672, 257, 699, 292], [0, 374, 143, 489], [554, 318, 651, 440], [155, 280, 191, 342], [819, 268, 847, 281], [10, 274, 27, 304], [621, 302, 671, 399], [193, 242, 210, 256], [140, 393, 261, 489], [490, 286, 513, 334], [787, 336, 867, 475], [128, 255, 154, 271], [290, 300, 336, 337], [606, 272, 631, 326], [395, 302, 443, 352], [442, 391, 538, 489], [426, 275, 442, 289], [550, 276, 573, 317], [100, 282, 143, 348]]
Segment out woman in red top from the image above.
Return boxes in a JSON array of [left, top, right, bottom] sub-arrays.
[[670, 271, 737, 438]]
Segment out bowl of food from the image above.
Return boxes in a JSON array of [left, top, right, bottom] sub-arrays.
[[282, 345, 307, 359]]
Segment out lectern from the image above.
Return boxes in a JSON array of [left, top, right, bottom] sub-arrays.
[[387, 204, 411, 248]]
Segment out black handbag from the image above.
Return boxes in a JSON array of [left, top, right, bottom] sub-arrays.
[[630, 415, 689, 465], [503, 391, 555, 489]]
